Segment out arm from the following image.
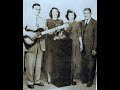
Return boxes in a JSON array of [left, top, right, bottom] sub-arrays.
[[93, 22, 97, 50], [23, 27, 36, 37], [77, 22, 83, 52], [79, 37, 83, 47], [92, 22, 97, 55]]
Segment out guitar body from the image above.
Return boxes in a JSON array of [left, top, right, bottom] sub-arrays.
[[23, 28, 45, 46], [23, 23, 69, 46]]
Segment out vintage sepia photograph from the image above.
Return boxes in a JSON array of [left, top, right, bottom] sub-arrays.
[[23, 0, 97, 90]]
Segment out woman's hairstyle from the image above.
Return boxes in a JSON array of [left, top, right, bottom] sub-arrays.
[[49, 7, 60, 18], [65, 9, 77, 20]]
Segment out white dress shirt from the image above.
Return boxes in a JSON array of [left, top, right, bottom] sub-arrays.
[[85, 17, 91, 25], [23, 14, 46, 51], [23, 14, 46, 31]]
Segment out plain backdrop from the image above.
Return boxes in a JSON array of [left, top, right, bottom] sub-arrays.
[[23, 0, 97, 23]]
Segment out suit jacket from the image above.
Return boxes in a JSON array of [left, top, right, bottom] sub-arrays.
[[79, 18, 97, 54]]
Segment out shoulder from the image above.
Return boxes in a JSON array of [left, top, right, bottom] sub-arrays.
[[57, 19, 63, 23], [79, 20, 85, 26], [79, 20, 85, 23], [72, 21, 79, 26], [74, 21, 79, 24], [91, 18, 97, 24], [46, 19, 52, 22]]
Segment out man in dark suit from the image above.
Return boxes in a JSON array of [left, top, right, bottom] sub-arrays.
[[79, 8, 97, 87]]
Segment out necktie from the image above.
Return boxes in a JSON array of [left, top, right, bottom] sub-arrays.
[[85, 20, 88, 28], [36, 17, 39, 29], [36, 17, 40, 42]]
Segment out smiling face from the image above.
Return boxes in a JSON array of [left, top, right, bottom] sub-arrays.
[[83, 10, 91, 20], [33, 6, 41, 16], [68, 12, 74, 21], [52, 9, 59, 18]]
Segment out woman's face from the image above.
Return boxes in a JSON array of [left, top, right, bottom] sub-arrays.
[[68, 13, 74, 21], [52, 9, 58, 18]]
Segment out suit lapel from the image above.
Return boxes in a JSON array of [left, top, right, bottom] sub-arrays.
[[84, 18, 93, 31]]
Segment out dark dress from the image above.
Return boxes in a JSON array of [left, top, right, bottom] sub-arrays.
[[44, 19, 63, 77], [65, 21, 82, 80]]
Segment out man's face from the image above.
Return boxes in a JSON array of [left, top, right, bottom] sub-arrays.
[[68, 13, 74, 21], [33, 6, 41, 16], [83, 10, 91, 20], [52, 9, 58, 18]]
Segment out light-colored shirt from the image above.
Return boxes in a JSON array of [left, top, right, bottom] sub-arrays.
[[23, 14, 46, 31], [23, 14, 46, 51], [85, 17, 91, 25]]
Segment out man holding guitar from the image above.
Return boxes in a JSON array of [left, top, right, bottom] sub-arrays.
[[23, 3, 46, 89], [23, 3, 69, 89]]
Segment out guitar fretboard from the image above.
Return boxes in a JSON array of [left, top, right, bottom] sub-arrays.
[[41, 25, 66, 35], [41, 28, 57, 35]]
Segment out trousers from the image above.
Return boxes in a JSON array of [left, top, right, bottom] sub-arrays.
[[24, 42, 43, 85]]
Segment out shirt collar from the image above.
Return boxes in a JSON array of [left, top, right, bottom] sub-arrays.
[[85, 17, 91, 24], [31, 14, 40, 19]]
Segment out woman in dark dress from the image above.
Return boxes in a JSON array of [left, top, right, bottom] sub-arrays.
[[44, 7, 65, 84], [65, 10, 83, 85]]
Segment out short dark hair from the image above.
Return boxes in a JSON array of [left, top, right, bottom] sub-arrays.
[[83, 8, 91, 13], [65, 9, 77, 20], [49, 7, 60, 18], [32, 3, 40, 9]]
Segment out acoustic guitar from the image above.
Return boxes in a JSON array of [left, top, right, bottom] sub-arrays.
[[23, 23, 69, 46]]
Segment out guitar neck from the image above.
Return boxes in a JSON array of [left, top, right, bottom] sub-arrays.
[[41, 27, 61, 35], [40, 23, 69, 35]]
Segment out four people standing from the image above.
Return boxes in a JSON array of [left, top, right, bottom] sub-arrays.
[[23, 3, 97, 88]]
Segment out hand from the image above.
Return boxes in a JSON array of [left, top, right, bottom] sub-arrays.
[[53, 36, 59, 41], [62, 23, 69, 28], [58, 31, 63, 36], [38, 34, 42, 38], [48, 29, 54, 35], [80, 45, 83, 52], [56, 26, 61, 30], [92, 50, 97, 55]]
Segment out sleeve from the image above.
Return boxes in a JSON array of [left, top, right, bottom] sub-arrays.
[[59, 20, 64, 33], [79, 21, 84, 37], [76, 22, 82, 38], [53, 20, 63, 36], [45, 20, 48, 30], [43, 19, 47, 30], [92, 21, 97, 50], [43, 20, 48, 39], [61, 20, 64, 25]]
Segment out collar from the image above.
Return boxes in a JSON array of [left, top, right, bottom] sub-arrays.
[[85, 17, 91, 24]]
